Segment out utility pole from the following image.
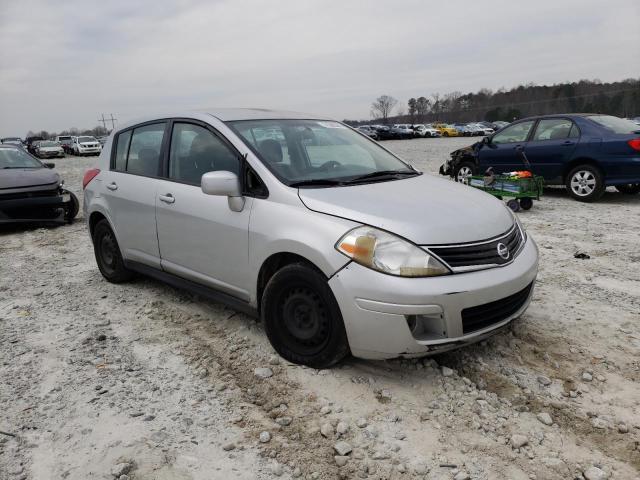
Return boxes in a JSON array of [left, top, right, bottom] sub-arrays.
[[97, 114, 108, 130], [109, 114, 118, 131]]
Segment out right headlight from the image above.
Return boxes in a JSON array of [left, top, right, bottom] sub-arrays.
[[336, 226, 450, 277]]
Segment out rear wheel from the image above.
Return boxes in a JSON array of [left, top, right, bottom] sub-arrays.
[[615, 184, 640, 195], [565, 165, 604, 202], [454, 161, 476, 184], [92, 219, 134, 283], [261, 263, 349, 368]]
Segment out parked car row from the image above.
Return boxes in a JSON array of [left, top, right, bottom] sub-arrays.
[[356, 121, 509, 140], [0, 136, 103, 158]]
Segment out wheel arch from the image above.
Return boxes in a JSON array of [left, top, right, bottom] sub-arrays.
[[256, 252, 327, 313], [562, 157, 602, 182]]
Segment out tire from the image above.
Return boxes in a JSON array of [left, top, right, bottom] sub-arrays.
[[443, 132, 449, 137], [507, 199, 520, 212], [64, 191, 79, 223], [92, 219, 134, 283], [565, 165, 605, 202], [519, 197, 533, 210], [261, 263, 350, 368], [615, 184, 640, 195], [453, 161, 476, 184]]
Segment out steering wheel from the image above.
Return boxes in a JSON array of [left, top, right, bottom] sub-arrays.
[[318, 160, 342, 171]]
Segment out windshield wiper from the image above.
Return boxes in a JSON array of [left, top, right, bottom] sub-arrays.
[[344, 169, 421, 184], [289, 179, 346, 188]]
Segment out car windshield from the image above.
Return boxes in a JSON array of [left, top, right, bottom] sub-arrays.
[[0, 148, 42, 168], [587, 115, 640, 134], [78, 136, 95, 142], [227, 119, 418, 187], [40, 141, 57, 147]]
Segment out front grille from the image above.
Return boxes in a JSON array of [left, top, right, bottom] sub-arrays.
[[461, 282, 533, 334], [429, 225, 523, 271]]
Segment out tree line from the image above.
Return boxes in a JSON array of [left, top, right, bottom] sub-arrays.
[[354, 78, 640, 125], [24, 125, 110, 140]]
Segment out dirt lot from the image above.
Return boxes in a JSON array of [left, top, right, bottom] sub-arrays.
[[1, 138, 639, 480]]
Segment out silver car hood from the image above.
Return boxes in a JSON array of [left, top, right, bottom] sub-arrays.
[[0, 168, 59, 191], [297, 174, 513, 245]]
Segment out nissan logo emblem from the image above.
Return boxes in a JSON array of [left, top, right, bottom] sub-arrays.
[[497, 242, 510, 260]]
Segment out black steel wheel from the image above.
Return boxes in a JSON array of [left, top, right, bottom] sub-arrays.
[[92, 219, 134, 283], [261, 263, 349, 368]]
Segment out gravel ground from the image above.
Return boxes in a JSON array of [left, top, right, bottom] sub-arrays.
[[1, 138, 639, 480]]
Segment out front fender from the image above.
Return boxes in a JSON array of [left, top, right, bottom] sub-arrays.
[[248, 199, 359, 305]]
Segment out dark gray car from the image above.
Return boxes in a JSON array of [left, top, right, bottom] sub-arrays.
[[0, 145, 79, 224]]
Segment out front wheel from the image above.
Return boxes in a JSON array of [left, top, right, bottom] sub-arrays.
[[565, 165, 604, 202], [454, 161, 476, 184], [615, 184, 640, 195], [64, 191, 79, 222], [261, 263, 350, 368]]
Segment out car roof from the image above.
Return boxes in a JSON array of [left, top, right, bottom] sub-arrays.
[[515, 113, 600, 122], [118, 108, 331, 131]]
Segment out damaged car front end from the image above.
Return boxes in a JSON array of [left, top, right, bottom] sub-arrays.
[[0, 145, 79, 224]]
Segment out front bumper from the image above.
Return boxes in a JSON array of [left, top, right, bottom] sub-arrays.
[[328, 236, 538, 359], [0, 191, 71, 223], [78, 148, 101, 155]]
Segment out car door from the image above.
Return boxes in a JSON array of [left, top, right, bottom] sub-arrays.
[[155, 121, 253, 301], [477, 120, 535, 173], [524, 118, 579, 184], [99, 122, 167, 268]]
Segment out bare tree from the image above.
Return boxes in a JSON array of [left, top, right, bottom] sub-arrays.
[[370, 95, 398, 123]]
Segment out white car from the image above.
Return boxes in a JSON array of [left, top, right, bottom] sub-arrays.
[[469, 123, 494, 136], [73, 136, 102, 156], [413, 124, 441, 137]]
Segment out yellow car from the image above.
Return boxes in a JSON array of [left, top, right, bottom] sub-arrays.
[[433, 123, 459, 137]]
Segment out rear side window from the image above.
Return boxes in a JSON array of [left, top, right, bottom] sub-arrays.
[[114, 130, 131, 171], [532, 119, 578, 141]]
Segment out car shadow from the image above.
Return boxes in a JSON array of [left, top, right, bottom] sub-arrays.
[[542, 187, 640, 204]]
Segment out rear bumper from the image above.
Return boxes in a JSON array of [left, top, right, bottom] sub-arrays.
[[328, 236, 538, 359]]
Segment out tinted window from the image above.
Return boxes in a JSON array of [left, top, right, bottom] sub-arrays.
[[168, 123, 239, 185], [532, 119, 576, 141], [492, 121, 534, 144], [126, 123, 165, 176], [114, 130, 131, 171]]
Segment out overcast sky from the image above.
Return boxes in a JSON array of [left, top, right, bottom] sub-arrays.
[[1, 0, 638, 136]]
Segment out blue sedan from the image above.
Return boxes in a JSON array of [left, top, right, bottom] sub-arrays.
[[441, 114, 640, 201]]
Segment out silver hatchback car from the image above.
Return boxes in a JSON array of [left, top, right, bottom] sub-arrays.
[[83, 109, 538, 368]]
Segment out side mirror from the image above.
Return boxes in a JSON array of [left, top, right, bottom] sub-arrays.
[[482, 136, 491, 145], [201, 170, 241, 196], [44, 162, 55, 169], [201, 171, 244, 211]]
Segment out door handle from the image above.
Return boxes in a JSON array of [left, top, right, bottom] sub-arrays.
[[561, 141, 575, 146], [159, 193, 175, 204], [514, 145, 524, 151], [106, 182, 118, 191]]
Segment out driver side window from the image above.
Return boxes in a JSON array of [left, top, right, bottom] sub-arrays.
[[492, 121, 534, 144], [168, 123, 240, 185]]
